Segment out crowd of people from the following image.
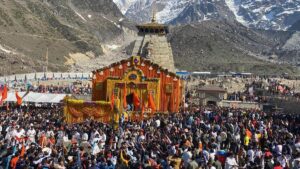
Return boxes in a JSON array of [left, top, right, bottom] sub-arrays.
[[17, 84, 92, 95], [1, 81, 92, 96], [224, 78, 299, 103], [0, 105, 299, 169]]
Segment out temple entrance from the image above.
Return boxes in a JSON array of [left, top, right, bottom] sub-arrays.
[[207, 101, 217, 106], [126, 93, 134, 111]]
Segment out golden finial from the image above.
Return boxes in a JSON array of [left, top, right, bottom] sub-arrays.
[[151, 12, 156, 23], [151, 0, 157, 23]]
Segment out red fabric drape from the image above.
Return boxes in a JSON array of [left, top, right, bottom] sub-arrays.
[[148, 93, 156, 112], [133, 92, 140, 108]]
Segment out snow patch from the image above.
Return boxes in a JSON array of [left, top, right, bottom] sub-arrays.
[[102, 15, 121, 28], [278, 9, 300, 16], [156, 0, 189, 23], [106, 44, 120, 50], [74, 11, 87, 22], [113, 0, 139, 14], [0, 44, 13, 54], [224, 0, 249, 26]]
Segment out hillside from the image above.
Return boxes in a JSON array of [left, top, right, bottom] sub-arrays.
[[0, 0, 134, 75], [168, 20, 298, 74]]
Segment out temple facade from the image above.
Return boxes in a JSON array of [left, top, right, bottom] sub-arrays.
[[91, 56, 183, 114], [131, 16, 176, 72]]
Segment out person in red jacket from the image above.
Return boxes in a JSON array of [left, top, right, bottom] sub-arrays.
[[274, 160, 283, 169]]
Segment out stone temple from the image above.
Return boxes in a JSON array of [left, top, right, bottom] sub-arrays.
[[131, 15, 176, 72]]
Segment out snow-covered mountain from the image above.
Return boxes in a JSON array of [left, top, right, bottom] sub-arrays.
[[225, 0, 300, 30], [113, 0, 300, 30]]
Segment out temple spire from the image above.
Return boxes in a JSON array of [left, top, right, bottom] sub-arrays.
[[151, 11, 156, 23], [151, 0, 157, 23]]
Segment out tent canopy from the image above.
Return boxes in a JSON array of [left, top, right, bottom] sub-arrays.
[[1, 92, 68, 103]]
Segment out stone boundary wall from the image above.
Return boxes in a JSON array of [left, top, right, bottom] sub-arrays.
[[220, 100, 262, 110]]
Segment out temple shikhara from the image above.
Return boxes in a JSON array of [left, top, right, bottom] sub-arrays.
[[64, 15, 183, 125], [132, 14, 176, 72]]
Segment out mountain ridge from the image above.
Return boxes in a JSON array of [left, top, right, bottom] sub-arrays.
[[0, 0, 134, 75], [0, 0, 299, 76], [168, 20, 299, 74], [113, 0, 300, 31]]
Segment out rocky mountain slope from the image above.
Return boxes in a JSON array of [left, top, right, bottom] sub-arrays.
[[0, 0, 135, 75], [113, 0, 300, 30], [0, 0, 299, 76], [168, 20, 299, 74]]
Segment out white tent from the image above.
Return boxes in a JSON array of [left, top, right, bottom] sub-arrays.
[[1, 92, 68, 104]]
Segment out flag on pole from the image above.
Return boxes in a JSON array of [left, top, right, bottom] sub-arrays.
[[1, 85, 8, 104], [15, 91, 22, 105]]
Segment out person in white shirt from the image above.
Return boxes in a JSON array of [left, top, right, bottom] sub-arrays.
[[254, 147, 262, 159], [99, 130, 106, 149], [91, 134, 101, 155], [15, 127, 25, 139], [46, 128, 54, 138], [225, 153, 239, 169], [90, 128, 99, 142], [27, 126, 36, 143], [275, 144, 283, 156], [155, 119, 161, 128], [0, 123, 2, 137], [247, 148, 255, 163]]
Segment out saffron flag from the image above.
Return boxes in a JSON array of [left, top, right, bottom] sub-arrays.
[[15, 91, 22, 105], [123, 87, 127, 109], [148, 93, 156, 112], [111, 92, 115, 110], [1, 85, 8, 103], [20, 144, 25, 157], [133, 92, 140, 108]]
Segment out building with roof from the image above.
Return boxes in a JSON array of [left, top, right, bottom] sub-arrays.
[[92, 56, 183, 113], [198, 86, 227, 106]]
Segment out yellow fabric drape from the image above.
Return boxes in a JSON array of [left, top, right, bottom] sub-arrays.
[[64, 99, 116, 124]]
